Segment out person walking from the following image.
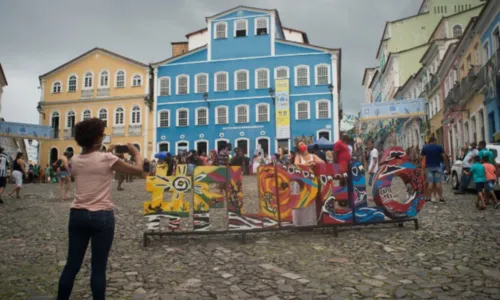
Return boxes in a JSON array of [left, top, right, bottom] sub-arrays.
[[464, 156, 487, 210], [8, 152, 27, 199], [367, 140, 379, 186], [478, 141, 495, 165], [333, 133, 352, 168], [455, 142, 478, 194], [421, 136, 449, 203], [57, 118, 143, 300], [142, 158, 150, 178], [0, 147, 7, 203], [481, 156, 499, 208]]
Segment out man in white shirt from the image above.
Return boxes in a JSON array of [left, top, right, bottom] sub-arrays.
[[0, 147, 7, 203], [367, 141, 379, 186], [455, 142, 478, 194]]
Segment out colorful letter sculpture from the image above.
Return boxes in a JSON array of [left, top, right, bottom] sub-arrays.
[[372, 147, 426, 219], [144, 148, 425, 234]]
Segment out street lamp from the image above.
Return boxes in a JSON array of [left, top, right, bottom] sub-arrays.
[[203, 92, 209, 107], [268, 88, 275, 105], [36, 102, 45, 119]]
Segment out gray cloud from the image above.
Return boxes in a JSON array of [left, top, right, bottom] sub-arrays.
[[0, 0, 420, 124]]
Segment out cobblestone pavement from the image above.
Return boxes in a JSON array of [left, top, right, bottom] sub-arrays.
[[1, 178, 500, 300]]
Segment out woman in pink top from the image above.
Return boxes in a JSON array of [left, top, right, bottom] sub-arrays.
[[58, 118, 143, 300]]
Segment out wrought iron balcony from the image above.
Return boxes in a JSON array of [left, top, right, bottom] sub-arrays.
[[81, 89, 94, 98], [128, 125, 142, 136], [475, 48, 500, 93], [97, 88, 110, 97], [64, 128, 75, 139], [425, 75, 439, 93], [51, 129, 59, 139], [112, 126, 125, 136], [444, 66, 481, 110]]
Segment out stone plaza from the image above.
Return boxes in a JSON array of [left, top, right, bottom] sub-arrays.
[[1, 178, 500, 300]]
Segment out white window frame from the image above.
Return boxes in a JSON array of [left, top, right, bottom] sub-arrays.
[[131, 74, 143, 87], [82, 109, 92, 121], [195, 73, 209, 94], [99, 70, 110, 88], [254, 17, 269, 35], [235, 104, 249, 124], [315, 100, 331, 119], [194, 139, 210, 154], [67, 74, 78, 92], [114, 107, 125, 126], [215, 105, 229, 124], [158, 109, 170, 128], [314, 64, 331, 85], [130, 105, 142, 125], [482, 41, 490, 65], [234, 19, 248, 37], [176, 108, 189, 127], [255, 103, 270, 122], [316, 130, 332, 141], [98, 108, 108, 125], [214, 71, 229, 92], [50, 111, 60, 127], [255, 68, 270, 89], [214, 21, 228, 39], [294, 65, 310, 86], [195, 107, 209, 126], [115, 70, 126, 88], [452, 24, 463, 38], [158, 76, 171, 96], [176, 74, 190, 95], [274, 66, 289, 80], [52, 80, 62, 94], [83, 71, 94, 90], [234, 69, 249, 91], [66, 111, 76, 128], [295, 100, 310, 120]]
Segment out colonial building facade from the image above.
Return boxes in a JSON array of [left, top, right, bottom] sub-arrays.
[[153, 6, 341, 156], [37, 48, 153, 166]]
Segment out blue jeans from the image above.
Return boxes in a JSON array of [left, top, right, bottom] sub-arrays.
[[58, 209, 115, 300], [459, 168, 472, 193], [368, 173, 375, 186]]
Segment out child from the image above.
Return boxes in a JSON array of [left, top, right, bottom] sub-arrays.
[[465, 156, 487, 210], [481, 157, 500, 209]]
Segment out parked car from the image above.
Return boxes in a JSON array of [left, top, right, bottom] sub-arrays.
[[451, 144, 500, 190]]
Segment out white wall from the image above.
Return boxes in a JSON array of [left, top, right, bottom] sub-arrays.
[[188, 30, 209, 51], [283, 29, 304, 43]]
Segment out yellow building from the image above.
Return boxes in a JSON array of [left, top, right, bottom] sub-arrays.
[[37, 47, 153, 167], [452, 17, 488, 145]]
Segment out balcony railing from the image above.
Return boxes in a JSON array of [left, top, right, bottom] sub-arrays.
[[444, 65, 481, 110], [81, 89, 94, 98], [475, 48, 500, 93], [97, 88, 110, 97], [64, 128, 75, 139], [51, 129, 59, 139], [425, 75, 439, 93], [128, 125, 142, 136], [112, 126, 125, 136]]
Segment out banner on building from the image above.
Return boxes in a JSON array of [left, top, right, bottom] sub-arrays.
[[0, 121, 52, 139], [360, 98, 426, 121], [275, 79, 290, 139]]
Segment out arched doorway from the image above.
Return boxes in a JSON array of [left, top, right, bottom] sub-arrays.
[[176, 142, 188, 155], [196, 140, 208, 155], [216, 139, 229, 152], [236, 138, 249, 156], [158, 143, 169, 153], [50, 148, 58, 165], [256, 137, 270, 155]]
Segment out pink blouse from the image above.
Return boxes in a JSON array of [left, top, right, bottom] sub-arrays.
[[70, 152, 119, 211]]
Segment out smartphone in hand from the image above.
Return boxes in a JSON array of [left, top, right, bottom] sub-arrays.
[[115, 145, 129, 154]]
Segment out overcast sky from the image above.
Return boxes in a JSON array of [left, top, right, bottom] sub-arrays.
[[0, 0, 420, 125]]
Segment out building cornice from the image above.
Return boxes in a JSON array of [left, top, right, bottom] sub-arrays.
[[40, 94, 148, 106]]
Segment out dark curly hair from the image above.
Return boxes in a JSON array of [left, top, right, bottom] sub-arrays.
[[74, 118, 106, 148]]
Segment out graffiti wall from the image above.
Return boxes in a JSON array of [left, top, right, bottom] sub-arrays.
[[144, 147, 426, 232]]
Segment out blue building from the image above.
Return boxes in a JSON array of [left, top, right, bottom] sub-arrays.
[[152, 6, 341, 156], [478, 2, 500, 140]]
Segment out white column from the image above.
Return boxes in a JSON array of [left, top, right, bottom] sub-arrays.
[[143, 69, 149, 159], [331, 54, 339, 141], [152, 68, 158, 159]]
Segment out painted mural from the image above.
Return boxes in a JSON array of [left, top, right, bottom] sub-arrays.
[[144, 147, 426, 233]]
